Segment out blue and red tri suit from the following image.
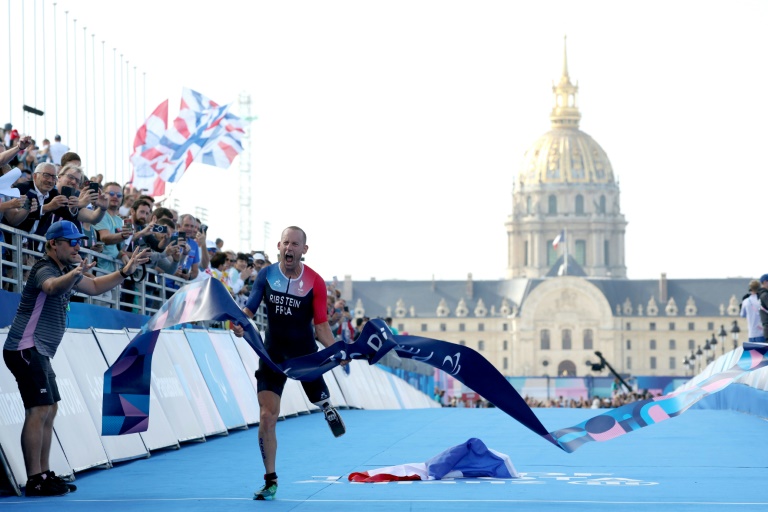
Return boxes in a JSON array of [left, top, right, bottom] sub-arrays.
[[245, 262, 331, 400]]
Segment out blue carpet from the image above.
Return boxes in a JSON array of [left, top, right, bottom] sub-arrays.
[[2, 408, 767, 511]]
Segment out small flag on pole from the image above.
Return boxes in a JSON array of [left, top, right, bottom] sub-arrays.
[[553, 229, 565, 249]]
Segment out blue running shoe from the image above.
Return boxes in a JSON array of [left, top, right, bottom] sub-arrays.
[[254, 481, 278, 501]]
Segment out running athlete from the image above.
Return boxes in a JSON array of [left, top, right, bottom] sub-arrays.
[[231, 225, 346, 501]]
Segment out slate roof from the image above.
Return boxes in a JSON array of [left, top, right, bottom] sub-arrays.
[[343, 276, 751, 319]]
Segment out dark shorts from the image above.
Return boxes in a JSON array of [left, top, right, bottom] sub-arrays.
[[255, 358, 330, 404], [3, 347, 61, 408]]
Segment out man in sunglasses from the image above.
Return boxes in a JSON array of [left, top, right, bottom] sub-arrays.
[[2, 220, 150, 497], [93, 182, 132, 275]]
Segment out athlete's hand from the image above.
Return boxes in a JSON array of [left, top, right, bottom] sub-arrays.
[[231, 322, 245, 338]]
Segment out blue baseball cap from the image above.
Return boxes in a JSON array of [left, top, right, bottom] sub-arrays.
[[760, 274, 768, 284], [46, 220, 87, 241]]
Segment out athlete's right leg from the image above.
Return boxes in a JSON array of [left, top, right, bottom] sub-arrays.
[[254, 390, 281, 500], [257, 390, 280, 475]]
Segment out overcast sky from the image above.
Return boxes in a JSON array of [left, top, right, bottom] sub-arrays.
[[5, 0, 767, 282]]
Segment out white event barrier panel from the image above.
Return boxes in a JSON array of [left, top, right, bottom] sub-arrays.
[[96, 329, 181, 450], [0, 330, 72, 495], [369, 365, 403, 409], [207, 331, 260, 425], [60, 329, 148, 463], [332, 362, 367, 409], [230, 335, 308, 418], [48, 343, 110, 471], [161, 330, 227, 437], [184, 329, 247, 430], [350, 361, 390, 409], [338, 359, 384, 409]]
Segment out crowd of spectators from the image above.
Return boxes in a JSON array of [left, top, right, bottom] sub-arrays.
[[524, 389, 658, 409], [0, 124, 272, 311]]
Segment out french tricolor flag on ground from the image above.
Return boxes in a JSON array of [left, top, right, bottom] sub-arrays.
[[347, 438, 518, 482], [553, 229, 566, 249]]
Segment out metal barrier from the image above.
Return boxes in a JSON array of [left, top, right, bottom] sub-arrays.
[[0, 222, 267, 328]]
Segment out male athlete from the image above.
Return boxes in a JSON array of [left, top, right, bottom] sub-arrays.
[[232, 225, 345, 501]]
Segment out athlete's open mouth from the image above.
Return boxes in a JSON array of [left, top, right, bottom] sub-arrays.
[[285, 253, 294, 262]]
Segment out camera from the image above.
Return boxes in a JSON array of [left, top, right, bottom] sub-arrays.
[[124, 222, 134, 231], [21, 197, 31, 210], [178, 231, 187, 242], [200, 224, 208, 234], [152, 225, 168, 234], [88, 182, 100, 194], [246, 256, 254, 268]]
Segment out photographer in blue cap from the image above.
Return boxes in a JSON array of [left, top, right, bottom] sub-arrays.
[[2, 220, 150, 497]]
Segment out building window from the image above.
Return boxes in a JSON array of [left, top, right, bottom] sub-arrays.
[[421, 323, 427, 332], [669, 339, 676, 350], [650, 339, 656, 350], [524, 241, 529, 266], [650, 356, 657, 370], [688, 322, 695, 331], [478, 340, 485, 351], [575, 194, 584, 214], [562, 329, 572, 350], [547, 241, 558, 266], [548, 195, 557, 215], [503, 323, 509, 331], [459, 323, 465, 332], [575, 240, 586, 266], [583, 329, 594, 350], [398, 323, 404, 333], [526, 196, 532, 215], [707, 322, 714, 330], [459, 340, 465, 346], [604, 240, 610, 266], [650, 322, 656, 331], [440, 323, 446, 332], [540, 329, 551, 350], [599, 194, 606, 213], [669, 357, 676, 370], [688, 339, 695, 350], [626, 356, 632, 370], [626, 339, 631, 350], [503, 357, 509, 370], [478, 323, 485, 332], [503, 340, 508, 351], [669, 322, 675, 331], [626, 322, 631, 330]]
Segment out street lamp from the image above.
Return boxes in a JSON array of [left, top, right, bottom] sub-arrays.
[[703, 338, 711, 365], [696, 345, 703, 373], [689, 349, 697, 375], [731, 320, 741, 350], [709, 333, 717, 362], [718, 325, 727, 355], [682, 355, 690, 376]]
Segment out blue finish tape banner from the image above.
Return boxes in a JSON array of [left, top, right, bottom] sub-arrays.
[[102, 279, 768, 452]]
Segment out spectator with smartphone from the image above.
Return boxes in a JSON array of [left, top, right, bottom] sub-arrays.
[[165, 214, 200, 295], [93, 182, 131, 275]]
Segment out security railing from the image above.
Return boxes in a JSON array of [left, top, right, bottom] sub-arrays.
[[0, 222, 267, 328]]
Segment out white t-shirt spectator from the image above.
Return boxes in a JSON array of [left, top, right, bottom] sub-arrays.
[[48, 141, 69, 165]]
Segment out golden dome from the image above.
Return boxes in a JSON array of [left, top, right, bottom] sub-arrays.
[[518, 37, 615, 187], [519, 128, 614, 186]]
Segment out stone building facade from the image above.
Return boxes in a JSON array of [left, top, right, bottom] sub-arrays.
[[339, 40, 747, 378]]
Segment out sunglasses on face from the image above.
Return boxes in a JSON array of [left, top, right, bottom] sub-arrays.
[[107, 191, 123, 198], [55, 238, 81, 247]]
